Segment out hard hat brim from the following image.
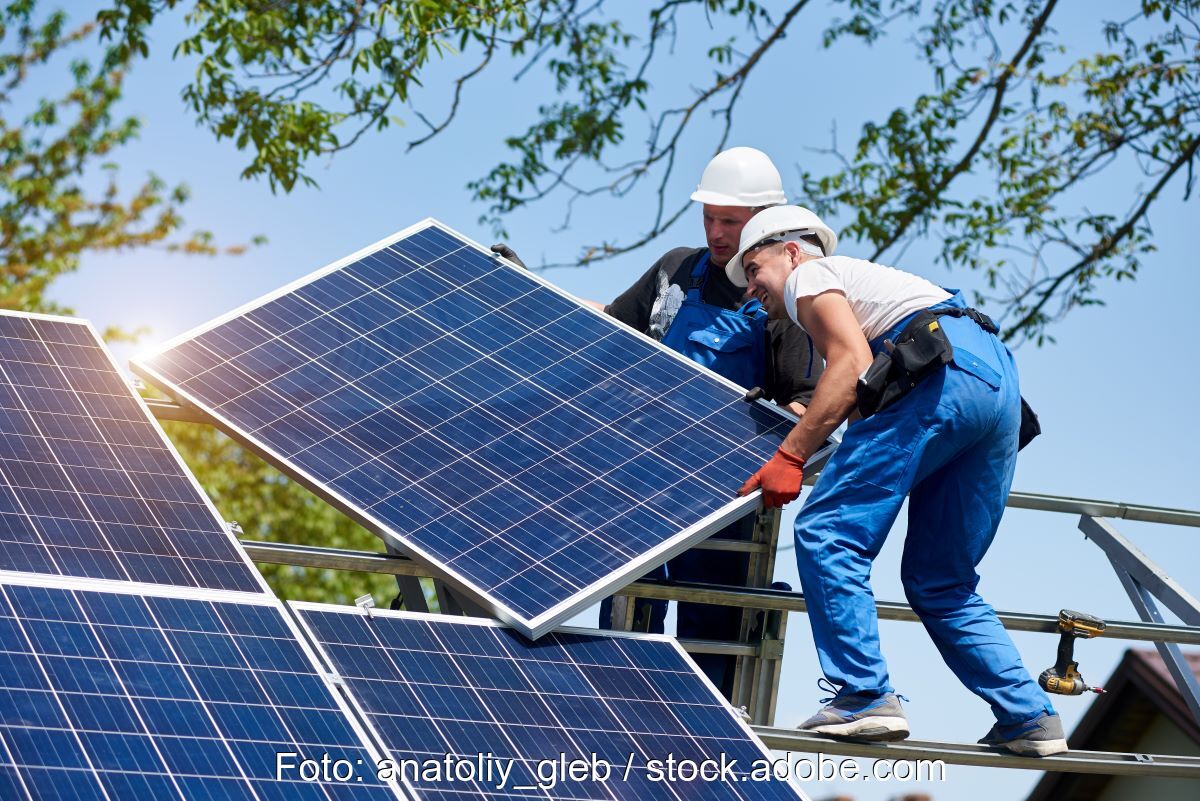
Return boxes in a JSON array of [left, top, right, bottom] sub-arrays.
[[726, 206, 839, 288], [726, 230, 828, 288], [725, 245, 752, 288], [690, 189, 788, 207]]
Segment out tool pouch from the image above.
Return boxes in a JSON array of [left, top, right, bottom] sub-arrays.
[[856, 310, 953, 419], [1018, 396, 1041, 451], [855, 350, 894, 418]]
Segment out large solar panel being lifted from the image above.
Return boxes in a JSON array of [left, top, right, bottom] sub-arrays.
[[0, 312, 262, 594], [294, 604, 807, 801], [0, 579, 403, 800], [133, 220, 794, 638]]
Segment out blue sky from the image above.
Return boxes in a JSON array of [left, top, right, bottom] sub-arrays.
[[40, 4, 1200, 800]]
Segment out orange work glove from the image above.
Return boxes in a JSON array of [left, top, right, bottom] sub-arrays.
[[738, 447, 806, 508]]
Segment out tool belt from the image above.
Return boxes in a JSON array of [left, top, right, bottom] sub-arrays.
[[855, 307, 1041, 450]]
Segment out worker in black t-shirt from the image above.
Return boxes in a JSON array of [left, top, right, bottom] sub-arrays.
[[598, 148, 823, 695]]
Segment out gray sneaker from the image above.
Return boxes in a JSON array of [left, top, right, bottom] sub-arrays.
[[978, 712, 1068, 756], [798, 682, 910, 742]]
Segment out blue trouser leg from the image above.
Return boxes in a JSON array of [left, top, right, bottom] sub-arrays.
[[902, 440, 1053, 724], [793, 398, 916, 696], [899, 326, 1052, 724], [794, 312, 1054, 722]]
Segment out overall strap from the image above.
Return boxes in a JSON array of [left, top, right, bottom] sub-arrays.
[[685, 251, 711, 300], [929, 306, 999, 335]]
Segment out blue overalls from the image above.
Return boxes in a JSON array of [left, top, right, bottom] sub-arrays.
[[659, 253, 768, 390], [601, 252, 768, 693], [793, 291, 1054, 725]]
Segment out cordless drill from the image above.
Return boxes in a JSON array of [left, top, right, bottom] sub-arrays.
[[1039, 609, 1107, 696]]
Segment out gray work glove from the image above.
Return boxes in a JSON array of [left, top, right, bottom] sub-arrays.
[[489, 243, 527, 269]]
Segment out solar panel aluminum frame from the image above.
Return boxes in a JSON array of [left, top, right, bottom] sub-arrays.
[[0, 571, 410, 800], [0, 310, 272, 596], [132, 219, 831, 639], [288, 601, 812, 801]]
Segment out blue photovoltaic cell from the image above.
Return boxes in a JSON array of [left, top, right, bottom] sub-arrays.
[[0, 582, 401, 801], [0, 313, 262, 593], [134, 221, 792, 635], [295, 606, 806, 801]]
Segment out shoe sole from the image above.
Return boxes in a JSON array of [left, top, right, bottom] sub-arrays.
[[996, 738, 1068, 757], [803, 715, 910, 742]]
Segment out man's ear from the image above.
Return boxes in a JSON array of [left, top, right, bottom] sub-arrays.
[[785, 240, 803, 268]]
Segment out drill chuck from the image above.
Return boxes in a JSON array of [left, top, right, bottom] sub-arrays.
[[1039, 665, 1103, 695]]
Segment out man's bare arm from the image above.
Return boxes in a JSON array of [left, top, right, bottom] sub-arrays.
[[778, 291, 872, 461]]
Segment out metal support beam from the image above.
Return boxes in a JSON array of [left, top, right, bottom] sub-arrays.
[[621, 579, 1200, 646], [750, 727, 1200, 779], [1080, 515, 1200, 727], [691, 538, 770, 554], [1079, 515, 1200, 625], [393, 576, 429, 614], [240, 540, 1200, 645], [1116, 571, 1200, 727], [435, 583, 489, 618], [142, 397, 209, 424], [1010, 491, 1200, 528], [243, 540, 429, 576], [677, 639, 759, 657]]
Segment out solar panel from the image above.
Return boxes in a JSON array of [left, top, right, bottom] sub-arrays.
[[0, 577, 404, 800], [132, 219, 797, 638], [0, 312, 264, 594], [293, 604, 808, 801]]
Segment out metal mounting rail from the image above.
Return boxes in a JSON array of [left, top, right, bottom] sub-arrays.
[[240, 540, 1200, 646], [146, 398, 1200, 528], [625, 580, 1200, 646], [749, 727, 1200, 778], [677, 639, 758, 657], [1007, 491, 1200, 528], [143, 397, 209, 424]]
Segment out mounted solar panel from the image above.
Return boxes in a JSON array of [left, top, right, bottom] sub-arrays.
[[0, 576, 404, 800], [0, 311, 264, 594], [293, 604, 809, 801], [133, 219, 800, 638]]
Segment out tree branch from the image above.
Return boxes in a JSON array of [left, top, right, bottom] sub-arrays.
[[408, 24, 499, 150], [1003, 132, 1200, 341], [869, 0, 1060, 261], [541, 0, 811, 268]]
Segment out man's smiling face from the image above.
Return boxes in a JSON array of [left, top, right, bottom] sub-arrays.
[[742, 242, 798, 320]]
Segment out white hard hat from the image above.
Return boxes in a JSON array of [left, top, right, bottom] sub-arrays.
[[725, 205, 838, 287], [690, 147, 787, 207]]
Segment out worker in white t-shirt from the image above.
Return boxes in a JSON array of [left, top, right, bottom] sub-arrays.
[[724, 205, 1065, 757]]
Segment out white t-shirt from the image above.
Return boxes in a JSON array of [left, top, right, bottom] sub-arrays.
[[783, 256, 952, 341]]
